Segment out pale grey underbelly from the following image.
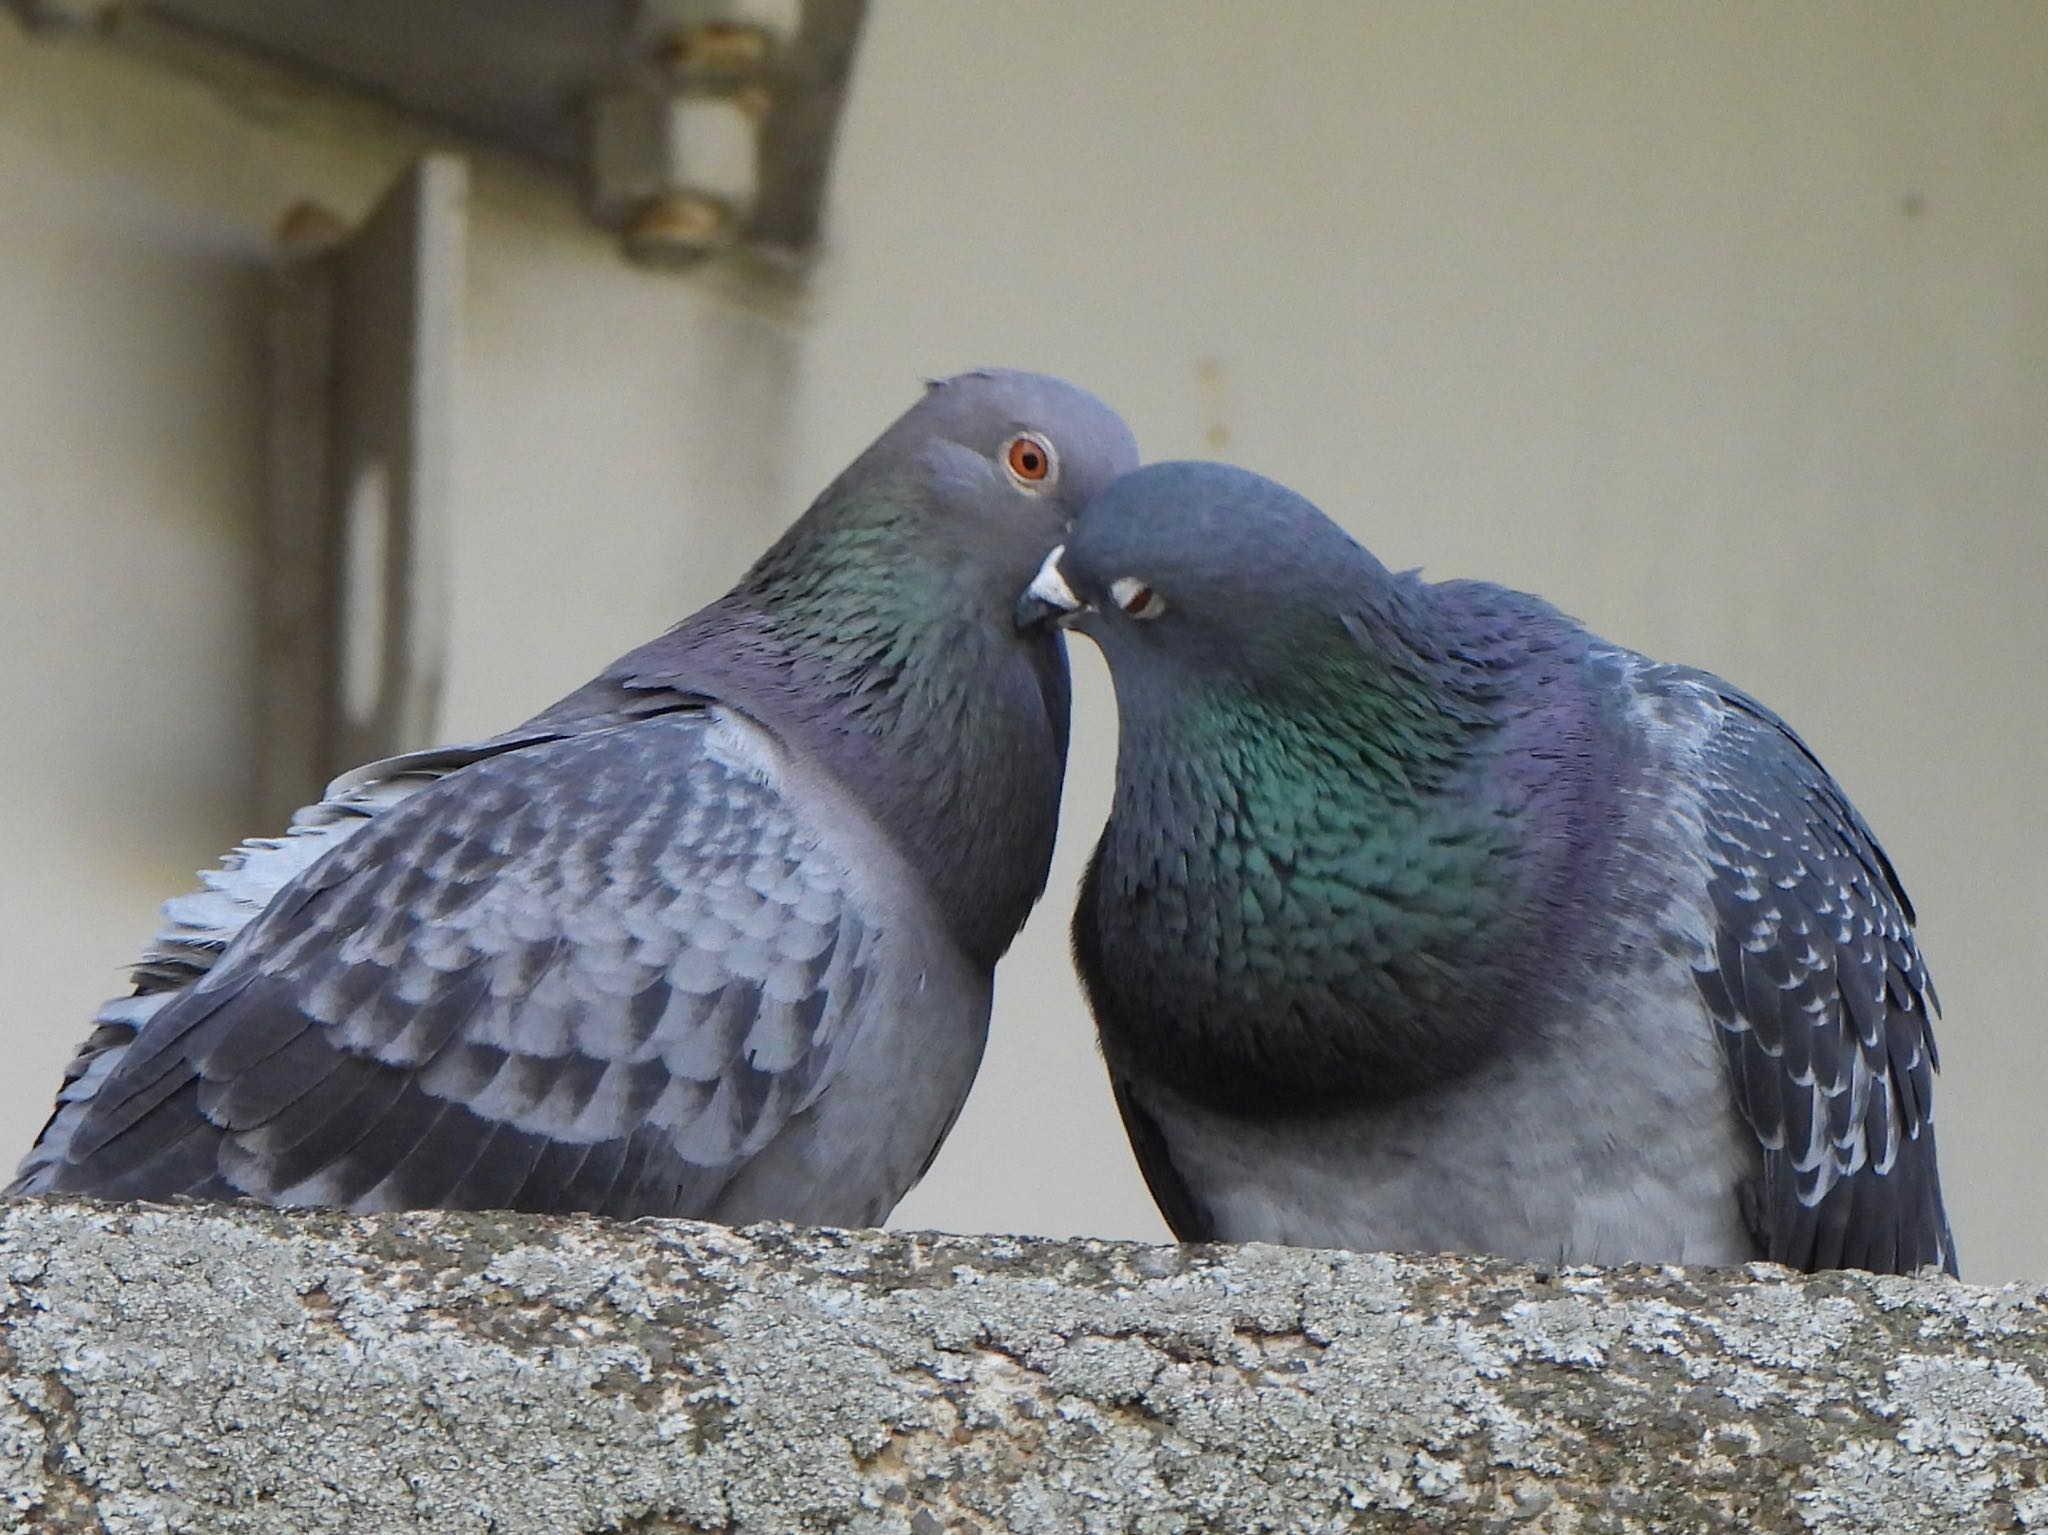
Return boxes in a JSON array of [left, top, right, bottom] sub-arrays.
[[1134, 963, 1759, 1268]]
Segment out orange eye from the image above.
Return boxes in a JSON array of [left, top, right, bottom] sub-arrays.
[[1004, 433, 1055, 485]]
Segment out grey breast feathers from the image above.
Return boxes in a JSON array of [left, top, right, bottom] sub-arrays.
[[13, 710, 884, 1219]]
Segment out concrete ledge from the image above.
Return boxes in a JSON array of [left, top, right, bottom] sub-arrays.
[[0, 1199, 2042, 1532]]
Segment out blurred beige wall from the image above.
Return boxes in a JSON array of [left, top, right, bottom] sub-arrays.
[[2, 4, 2043, 1275]]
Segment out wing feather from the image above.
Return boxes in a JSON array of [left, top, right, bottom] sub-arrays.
[[1688, 684, 1954, 1275], [16, 710, 886, 1221]]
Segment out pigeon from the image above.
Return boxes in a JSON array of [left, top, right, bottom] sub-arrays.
[[14, 368, 1139, 1224], [1022, 460, 1953, 1275]]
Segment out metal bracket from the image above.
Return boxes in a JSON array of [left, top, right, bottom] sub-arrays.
[[11, 0, 869, 269], [257, 156, 465, 825], [586, 0, 859, 265]]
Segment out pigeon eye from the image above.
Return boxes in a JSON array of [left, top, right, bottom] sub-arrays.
[[1003, 433, 1056, 487], [1111, 577, 1166, 620]]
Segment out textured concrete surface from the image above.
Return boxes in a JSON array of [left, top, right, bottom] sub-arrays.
[[0, 1200, 2042, 1533]]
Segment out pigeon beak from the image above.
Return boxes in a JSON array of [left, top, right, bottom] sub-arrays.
[[1016, 546, 1087, 629]]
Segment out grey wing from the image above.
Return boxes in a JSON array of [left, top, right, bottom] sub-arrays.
[[11, 739, 494, 1194], [1073, 846, 1218, 1242], [19, 712, 887, 1221], [1107, 1073, 1218, 1242], [1688, 683, 1954, 1275]]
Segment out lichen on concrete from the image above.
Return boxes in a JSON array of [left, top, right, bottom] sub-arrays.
[[0, 1199, 2042, 1533]]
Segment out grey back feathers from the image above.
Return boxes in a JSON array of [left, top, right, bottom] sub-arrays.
[[1050, 460, 1953, 1276], [15, 369, 1139, 1224]]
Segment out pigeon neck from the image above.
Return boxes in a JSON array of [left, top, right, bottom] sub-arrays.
[[1091, 609, 1599, 1113], [719, 513, 1067, 970]]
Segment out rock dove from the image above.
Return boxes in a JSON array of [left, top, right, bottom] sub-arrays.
[[14, 369, 1139, 1224], [1023, 460, 1953, 1275]]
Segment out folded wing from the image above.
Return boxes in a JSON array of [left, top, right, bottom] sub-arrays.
[[16, 710, 881, 1219], [1689, 684, 1953, 1275]]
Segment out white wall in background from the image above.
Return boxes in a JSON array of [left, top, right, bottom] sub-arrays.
[[1, 3, 2043, 1275]]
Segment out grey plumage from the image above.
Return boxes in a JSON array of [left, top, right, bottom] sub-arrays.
[[15, 369, 1139, 1223], [1028, 460, 1952, 1275], [1689, 689, 1946, 1273]]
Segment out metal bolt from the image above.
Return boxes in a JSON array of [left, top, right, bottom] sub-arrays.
[[621, 192, 738, 266], [654, 21, 771, 81], [274, 202, 352, 262]]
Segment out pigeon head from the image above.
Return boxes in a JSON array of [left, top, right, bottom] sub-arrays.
[[1021, 460, 1426, 715], [808, 368, 1141, 615]]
